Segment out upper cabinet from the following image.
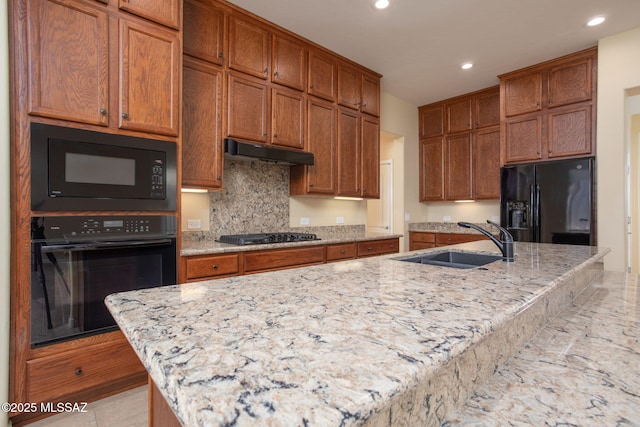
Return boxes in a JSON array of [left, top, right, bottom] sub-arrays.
[[337, 62, 380, 117], [308, 50, 336, 102], [27, 0, 109, 126], [26, 0, 181, 137], [228, 14, 269, 79], [418, 86, 500, 202], [500, 47, 596, 164], [183, 0, 224, 65], [118, 0, 181, 29], [271, 34, 306, 91]]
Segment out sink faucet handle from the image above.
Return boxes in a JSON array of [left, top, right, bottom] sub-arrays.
[[486, 220, 514, 242]]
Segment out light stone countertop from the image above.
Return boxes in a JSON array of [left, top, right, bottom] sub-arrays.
[[106, 241, 609, 426], [180, 232, 403, 256]]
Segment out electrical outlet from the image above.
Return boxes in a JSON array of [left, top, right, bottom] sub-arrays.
[[404, 213, 411, 221], [491, 216, 500, 222], [300, 217, 310, 225], [187, 219, 201, 230], [336, 216, 345, 224], [443, 216, 452, 222]]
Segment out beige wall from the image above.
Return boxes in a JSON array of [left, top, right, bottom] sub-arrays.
[[597, 26, 640, 272], [1, 0, 10, 424], [289, 197, 367, 227], [422, 201, 500, 224]]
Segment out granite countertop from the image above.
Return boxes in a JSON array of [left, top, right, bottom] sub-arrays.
[[181, 232, 403, 257], [106, 241, 611, 426]]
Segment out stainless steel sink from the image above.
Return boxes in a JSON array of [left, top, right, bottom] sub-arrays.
[[397, 251, 502, 269]]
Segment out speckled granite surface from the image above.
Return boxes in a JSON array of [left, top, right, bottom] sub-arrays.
[[445, 271, 640, 426], [181, 226, 402, 256], [106, 241, 608, 426], [408, 222, 495, 234]]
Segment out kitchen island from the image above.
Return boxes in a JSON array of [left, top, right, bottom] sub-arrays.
[[105, 241, 608, 426]]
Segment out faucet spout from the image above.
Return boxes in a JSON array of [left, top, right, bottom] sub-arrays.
[[457, 220, 515, 262]]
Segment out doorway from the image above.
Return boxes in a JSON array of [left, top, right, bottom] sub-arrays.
[[625, 89, 640, 274], [368, 160, 393, 234]]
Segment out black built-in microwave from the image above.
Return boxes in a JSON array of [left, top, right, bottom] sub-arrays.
[[31, 123, 177, 211]]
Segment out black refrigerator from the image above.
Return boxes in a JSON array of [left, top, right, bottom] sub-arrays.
[[500, 157, 595, 245]]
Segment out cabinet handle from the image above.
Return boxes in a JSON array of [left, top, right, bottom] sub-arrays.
[[274, 71, 279, 77], [310, 84, 314, 89], [218, 52, 223, 58], [263, 132, 267, 136], [367, 246, 373, 250], [217, 176, 222, 180], [212, 265, 218, 270], [548, 98, 553, 104], [548, 149, 552, 154], [309, 183, 314, 187], [536, 151, 541, 155], [100, 108, 107, 115], [122, 113, 128, 119], [536, 101, 540, 107], [263, 68, 268, 74], [340, 249, 346, 254], [75, 368, 83, 376], [362, 103, 367, 108], [274, 133, 278, 138]]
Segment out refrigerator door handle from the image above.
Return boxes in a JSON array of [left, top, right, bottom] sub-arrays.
[[535, 184, 541, 242], [529, 184, 536, 241]]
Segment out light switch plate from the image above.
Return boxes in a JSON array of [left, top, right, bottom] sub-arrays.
[[187, 219, 201, 230], [336, 216, 345, 224], [300, 217, 310, 225], [491, 216, 500, 222], [443, 216, 452, 222], [404, 213, 410, 221]]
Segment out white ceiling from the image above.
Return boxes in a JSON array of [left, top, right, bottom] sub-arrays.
[[226, 0, 640, 107]]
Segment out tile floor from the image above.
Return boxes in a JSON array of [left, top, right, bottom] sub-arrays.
[[27, 386, 147, 427]]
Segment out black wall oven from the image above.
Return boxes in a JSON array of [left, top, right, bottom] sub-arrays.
[[30, 215, 177, 347], [31, 123, 177, 211]]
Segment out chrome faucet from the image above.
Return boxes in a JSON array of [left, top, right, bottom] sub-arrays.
[[457, 220, 514, 262]]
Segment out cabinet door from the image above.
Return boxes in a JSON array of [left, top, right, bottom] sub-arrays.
[[446, 98, 472, 133], [337, 108, 361, 196], [226, 72, 268, 142], [361, 116, 380, 198], [473, 127, 500, 199], [547, 57, 593, 108], [27, 0, 109, 126], [303, 97, 336, 194], [228, 14, 269, 79], [272, 34, 306, 91], [419, 137, 444, 201], [503, 72, 543, 117], [337, 63, 360, 110], [182, 58, 223, 189], [308, 49, 336, 101], [119, 18, 180, 136], [271, 87, 305, 149], [474, 89, 500, 128], [419, 105, 443, 138], [547, 104, 592, 158], [504, 114, 543, 163], [183, 0, 224, 65], [445, 133, 472, 200], [119, 0, 180, 29], [361, 73, 380, 117]]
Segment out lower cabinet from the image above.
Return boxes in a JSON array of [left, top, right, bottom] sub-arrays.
[[180, 238, 400, 283], [26, 336, 146, 404], [409, 231, 489, 250]]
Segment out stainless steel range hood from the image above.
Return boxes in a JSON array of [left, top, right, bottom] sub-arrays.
[[224, 138, 314, 166]]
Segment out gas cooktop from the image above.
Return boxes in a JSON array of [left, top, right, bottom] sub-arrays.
[[217, 232, 320, 246]]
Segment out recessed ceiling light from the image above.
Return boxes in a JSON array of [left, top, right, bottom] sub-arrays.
[[461, 63, 474, 70], [587, 16, 605, 26], [374, 0, 390, 9]]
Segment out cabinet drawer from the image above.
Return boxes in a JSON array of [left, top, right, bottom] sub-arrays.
[[410, 232, 436, 243], [27, 339, 145, 403], [186, 254, 240, 280], [357, 239, 399, 257], [436, 233, 488, 246], [244, 246, 325, 273], [326, 243, 357, 261], [411, 242, 436, 250]]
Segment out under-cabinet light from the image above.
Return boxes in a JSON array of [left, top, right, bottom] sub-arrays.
[[454, 199, 475, 203], [334, 196, 364, 201], [181, 188, 209, 193]]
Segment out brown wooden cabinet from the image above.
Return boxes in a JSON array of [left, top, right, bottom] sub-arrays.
[[419, 137, 445, 201], [26, 0, 109, 126], [183, 0, 224, 65], [418, 86, 500, 202], [337, 62, 380, 117], [308, 49, 337, 102], [290, 97, 336, 195], [361, 115, 380, 198], [182, 57, 223, 189], [337, 107, 361, 197], [271, 33, 306, 91], [500, 47, 596, 164], [409, 231, 490, 250], [227, 13, 269, 80], [118, 16, 180, 136], [357, 239, 400, 257], [185, 254, 240, 280], [326, 243, 357, 261], [119, 0, 181, 29], [226, 72, 269, 142], [271, 87, 305, 149]]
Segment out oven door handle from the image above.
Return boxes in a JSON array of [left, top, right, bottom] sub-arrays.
[[39, 238, 174, 252]]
